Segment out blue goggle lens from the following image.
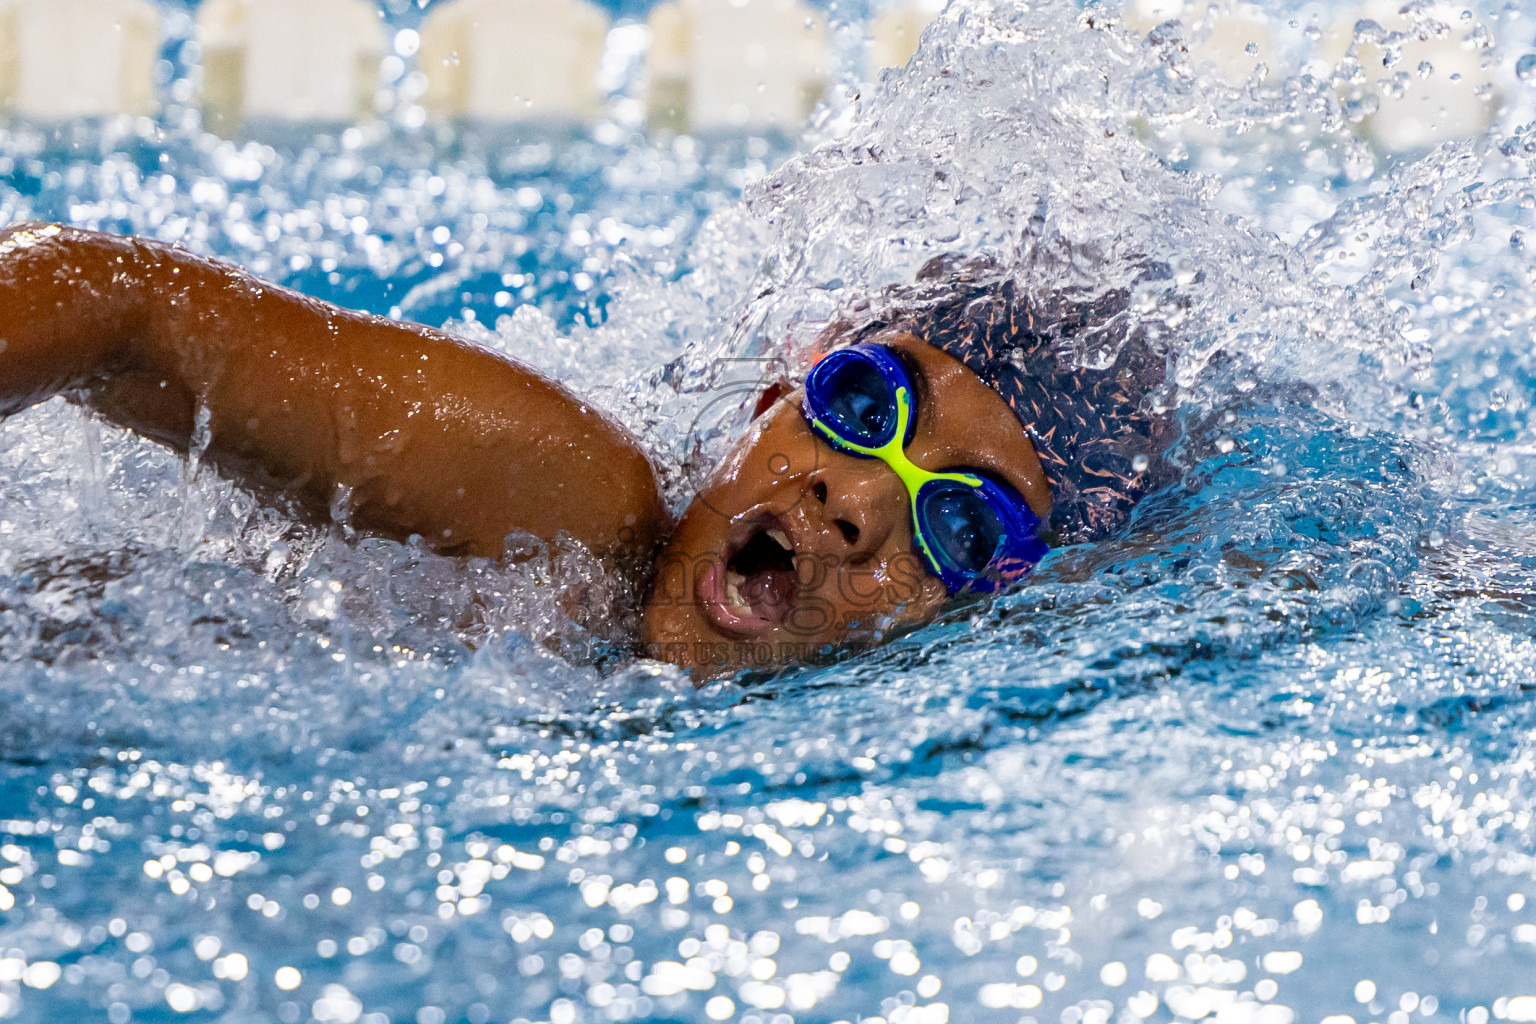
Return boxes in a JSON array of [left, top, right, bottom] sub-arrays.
[[811, 352, 900, 446], [917, 481, 1006, 575]]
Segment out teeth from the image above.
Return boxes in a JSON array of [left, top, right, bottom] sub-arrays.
[[725, 569, 749, 609], [767, 528, 792, 551]]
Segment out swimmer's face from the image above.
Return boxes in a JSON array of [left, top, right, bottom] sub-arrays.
[[641, 333, 1052, 677]]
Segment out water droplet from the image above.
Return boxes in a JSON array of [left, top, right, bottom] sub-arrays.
[[1353, 18, 1385, 45], [1418, 60, 1434, 79], [1517, 53, 1536, 82], [1511, 229, 1526, 251], [1245, 42, 1259, 56], [1342, 139, 1377, 182], [1406, 185, 1434, 220]]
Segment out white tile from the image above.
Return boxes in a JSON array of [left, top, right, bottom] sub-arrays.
[[0, 0, 160, 119], [1123, 1, 1276, 87], [1317, 1, 1498, 152], [197, 0, 385, 133], [419, 0, 608, 123], [867, 0, 945, 77], [647, 0, 831, 132], [1122, 0, 1498, 154]]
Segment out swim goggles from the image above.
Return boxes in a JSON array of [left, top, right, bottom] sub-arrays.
[[801, 342, 1049, 594]]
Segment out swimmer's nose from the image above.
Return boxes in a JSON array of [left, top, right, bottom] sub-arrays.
[[784, 462, 905, 561]]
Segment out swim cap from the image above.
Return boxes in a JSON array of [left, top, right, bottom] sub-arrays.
[[838, 257, 1172, 543]]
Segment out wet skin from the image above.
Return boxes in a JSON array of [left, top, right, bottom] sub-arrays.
[[0, 225, 1049, 677], [640, 333, 1052, 675], [0, 224, 666, 562]]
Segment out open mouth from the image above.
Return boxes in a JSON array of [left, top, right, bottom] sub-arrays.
[[696, 519, 798, 637]]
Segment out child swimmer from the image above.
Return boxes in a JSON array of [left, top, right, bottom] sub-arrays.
[[0, 225, 1169, 675]]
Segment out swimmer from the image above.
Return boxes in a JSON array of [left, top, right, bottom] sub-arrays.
[[0, 225, 1169, 675]]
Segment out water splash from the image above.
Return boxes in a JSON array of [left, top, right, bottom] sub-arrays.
[[3, 1, 1536, 1022]]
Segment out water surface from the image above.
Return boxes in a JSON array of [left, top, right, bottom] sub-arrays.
[[4, 2, 1536, 1023]]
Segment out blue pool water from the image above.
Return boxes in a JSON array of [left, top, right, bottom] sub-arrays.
[[6, 1, 1536, 1022]]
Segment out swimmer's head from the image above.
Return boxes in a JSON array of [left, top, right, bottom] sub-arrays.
[[640, 331, 1052, 677], [884, 260, 1169, 543]]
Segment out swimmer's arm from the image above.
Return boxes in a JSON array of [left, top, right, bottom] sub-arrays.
[[0, 223, 667, 560]]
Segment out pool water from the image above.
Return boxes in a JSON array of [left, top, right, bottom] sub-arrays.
[[5, 1, 1536, 1023]]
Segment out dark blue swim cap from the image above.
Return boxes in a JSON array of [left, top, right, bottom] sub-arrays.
[[841, 258, 1172, 543]]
